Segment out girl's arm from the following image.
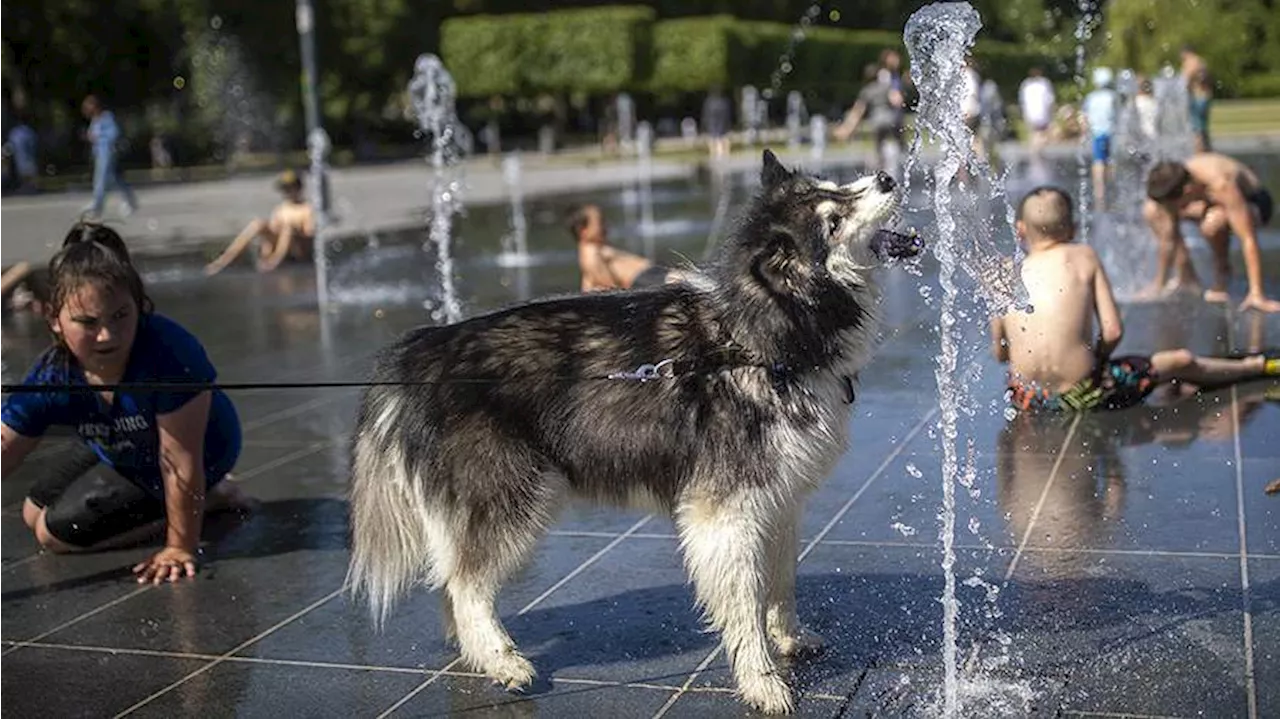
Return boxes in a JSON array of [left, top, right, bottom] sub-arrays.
[[133, 392, 211, 584], [1, 423, 41, 474]]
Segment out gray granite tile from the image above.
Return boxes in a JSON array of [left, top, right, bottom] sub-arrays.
[[127, 659, 426, 719], [0, 645, 208, 718], [384, 673, 677, 718]]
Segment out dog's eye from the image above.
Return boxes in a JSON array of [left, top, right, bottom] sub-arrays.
[[828, 214, 843, 234]]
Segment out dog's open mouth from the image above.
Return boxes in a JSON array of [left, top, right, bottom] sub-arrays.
[[871, 227, 925, 260]]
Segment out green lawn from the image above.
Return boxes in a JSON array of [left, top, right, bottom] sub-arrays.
[[1210, 98, 1280, 136]]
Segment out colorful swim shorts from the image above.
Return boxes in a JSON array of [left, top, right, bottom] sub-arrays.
[[1007, 355, 1158, 412]]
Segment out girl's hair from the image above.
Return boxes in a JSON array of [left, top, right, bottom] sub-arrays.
[[46, 222, 153, 319]]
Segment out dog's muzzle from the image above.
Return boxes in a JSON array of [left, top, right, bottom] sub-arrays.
[[871, 228, 925, 260]]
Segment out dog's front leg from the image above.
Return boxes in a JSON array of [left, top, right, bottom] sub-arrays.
[[678, 495, 794, 714], [766, 504, 825, 657]]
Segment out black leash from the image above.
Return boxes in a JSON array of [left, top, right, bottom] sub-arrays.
[[2, 349, 859, 403]]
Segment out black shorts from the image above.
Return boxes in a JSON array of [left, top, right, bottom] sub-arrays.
[[631, 265, 670, 289], [1247, 187, 1273, 226], [26, 442, 166, 548]]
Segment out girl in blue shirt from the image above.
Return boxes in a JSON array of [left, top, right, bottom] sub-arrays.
[[2, 223, 245, 583]]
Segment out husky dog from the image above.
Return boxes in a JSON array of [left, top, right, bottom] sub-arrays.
[[348, 150, 923, 714]]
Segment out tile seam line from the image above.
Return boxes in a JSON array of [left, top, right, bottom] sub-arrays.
[[0, 586, 153, 658], [1225, 307, 1257, 719], [375, 514, 655, 718], [112, 585, 346, 718], [1002, 412, 1082, 583], [0, 639, 739, 694], [651, 406, 939, 719]]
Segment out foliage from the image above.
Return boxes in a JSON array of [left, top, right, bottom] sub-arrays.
[[442, 6, 655, 97], [1097, 0, 1280, 97], [648, 16, 736, 92]]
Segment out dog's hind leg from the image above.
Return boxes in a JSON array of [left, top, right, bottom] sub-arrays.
[[765, 503, 825, 658], [443, 459, 559, 692], [447, 570, 536, 691], [677, 494, 795, 715]]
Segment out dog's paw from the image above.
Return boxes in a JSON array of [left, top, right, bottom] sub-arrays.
[[489, 651, 537, 692], [772, 627, 826, 658], [739, 672, 795, 715]]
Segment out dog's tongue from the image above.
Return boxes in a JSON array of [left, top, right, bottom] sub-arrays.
[[872, 227, 925, 260]]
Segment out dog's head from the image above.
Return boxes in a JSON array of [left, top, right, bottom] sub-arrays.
[[716, 150, 922, 300]]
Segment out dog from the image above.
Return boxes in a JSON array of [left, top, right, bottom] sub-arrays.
[[347, 150, 923, 714]]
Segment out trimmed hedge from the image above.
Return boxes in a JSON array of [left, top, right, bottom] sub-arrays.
[[444, 8, 1074, 104], [442, 6, 655, 97], [648, 15, 736, 92]]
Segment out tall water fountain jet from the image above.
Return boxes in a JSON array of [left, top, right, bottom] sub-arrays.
[[1073, 0, 1098, 243], [308, 127, 332, 309], [617, 93, 636, 154], [904, 3, 1030, 715], [496, 153, 532, 268], [786, 91, 808, 150], [409, 54, 465, 323], [636, 121, 656, 258], [810, 115, 827, 163]]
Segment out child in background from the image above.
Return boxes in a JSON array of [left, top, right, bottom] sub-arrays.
[[1082, 67, 1119, 210], [204, 169, 316, 275], [992, 186, 1277, 413], [2, 223, 249, 583]]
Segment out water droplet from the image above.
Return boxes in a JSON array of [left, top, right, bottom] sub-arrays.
[[1003, 406, 1017, 421], [891, 522, 917, 537], [905, 462, 923, 479], [968, 517, 981, 534]]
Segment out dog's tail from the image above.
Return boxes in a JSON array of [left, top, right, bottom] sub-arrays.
[[346, 390, 450, 628]]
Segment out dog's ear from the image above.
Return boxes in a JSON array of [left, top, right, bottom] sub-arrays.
[[761, 149, 792, 190], [750, 230, 811, 299]]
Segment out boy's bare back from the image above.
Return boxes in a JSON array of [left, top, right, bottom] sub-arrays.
[[994, 188, 1123, 392]]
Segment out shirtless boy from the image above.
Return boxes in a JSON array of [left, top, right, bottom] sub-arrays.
[[1142, 154, 1278, 313], [569, 204, 682, 291], [205, 169, 316, 275], [993, 186, 1276, 412]]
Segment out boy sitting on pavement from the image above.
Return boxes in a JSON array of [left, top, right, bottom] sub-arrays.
[[992, 186, 1277, 412], [568, 204, 686, 292], [204, 169, 315, 276]]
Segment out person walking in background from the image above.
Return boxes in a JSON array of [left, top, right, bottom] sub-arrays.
[[979, 77, 1007, 170], [1018, 67, 1056, 157], [834, 64, 902, 177], [1082, 67, 1119, 211], [6, 115, 39, 195], [702, 87, 732, 161], [1188, 69, 1213, 152], [81, 95, 138, 219]]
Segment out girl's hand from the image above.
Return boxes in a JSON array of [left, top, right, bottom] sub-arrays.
[[133, 546, 198, 584]]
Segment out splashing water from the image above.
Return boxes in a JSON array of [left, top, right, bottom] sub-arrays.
[[1094, 64, 1195, 298], [409, 54, 465, 323], [904, 3, 1031, 716], [496, 153, 532, 268]]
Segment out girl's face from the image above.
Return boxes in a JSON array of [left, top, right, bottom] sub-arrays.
[[51, 283, 138, 376]]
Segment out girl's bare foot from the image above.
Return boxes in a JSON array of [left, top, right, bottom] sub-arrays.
[[1202, 288, 1230, 304], [1265, 478, 1280, 495]]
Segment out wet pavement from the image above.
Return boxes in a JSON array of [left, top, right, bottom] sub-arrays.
[[3, 156, 1280, 718]]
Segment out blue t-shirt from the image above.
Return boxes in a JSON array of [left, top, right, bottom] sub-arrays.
[[2, 314, 242, 497], [1083, 89, 1118, 137]]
